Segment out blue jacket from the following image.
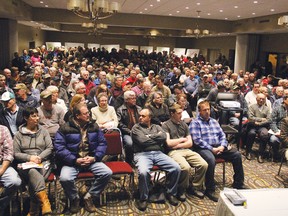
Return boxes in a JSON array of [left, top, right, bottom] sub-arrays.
[[54, 118, 107, 167]]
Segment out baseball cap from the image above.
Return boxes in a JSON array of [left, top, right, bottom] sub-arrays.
[[19, 71, 27, 76], [0, 92, 15, 101], [13, 83, 28, 91], [148, 70, 155, 74], [43, 74, 51, 79], [52, 76, 61, 82], [232, 85, 240, 90], [62, 71, 71, 77], [203, 74, 208, 78], [40, 89, 52, 99]]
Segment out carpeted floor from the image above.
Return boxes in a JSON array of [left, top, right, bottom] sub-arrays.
[[9, 149, 288, 216]]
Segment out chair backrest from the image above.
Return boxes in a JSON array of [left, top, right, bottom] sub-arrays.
[[104, 129, 123, 156], [216, 92, 237, 102]]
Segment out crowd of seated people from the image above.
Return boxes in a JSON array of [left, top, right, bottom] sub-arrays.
[[1, 45, 288, 214]]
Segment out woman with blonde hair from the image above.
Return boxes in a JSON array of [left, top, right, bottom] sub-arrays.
[[64, 94, 86, 121]]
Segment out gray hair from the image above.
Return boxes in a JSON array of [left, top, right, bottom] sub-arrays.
[[124, 90, 136, 101]]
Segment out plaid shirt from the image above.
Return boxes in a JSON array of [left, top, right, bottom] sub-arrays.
[[189, 116, 227, 151], [270, 104, 288, 132], [0, 125, 14, 163]]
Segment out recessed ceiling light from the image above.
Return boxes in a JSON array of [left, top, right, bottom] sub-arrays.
[[176, 11, 180, 13], [139, 11, 143, 14], [144, 8, 147, 11], [237, 15, 241, 18], [253, 1, 258, 3], [252, 12, 256, 15], [197, 3, 200, 5], [219, 9, 223, 12], [185, 7, 189, 10], [207, 13, 211, 16], [234, 6, 238, 9], [270, 9, 275, 12], [225, 18, 228, 20], [157, 0, 160, 2], [169, 14, 172, 16], [45, 5, 48, 7], [40, 1, 44, 3], [150, 4, 153, 7]]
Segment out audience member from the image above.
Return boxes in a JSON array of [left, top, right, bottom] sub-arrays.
[[54, 104, 112, 213], [190, 100, 246, 202], [131, 108, 181, 211], [0, 125, 22, 215], [13, 107, 53, 216], [163, 104, 207, 201]]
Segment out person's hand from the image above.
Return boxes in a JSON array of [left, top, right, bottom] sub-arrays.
[[217, 146, 225, 153], [76, 158, 86, 166], [83, 156, 95, 165], [180, 137, 188, 143], [275, 131, 281, 137], [212, 148, 220, 155], [234, 113, 240, 118], [30, 155, 41, 164]]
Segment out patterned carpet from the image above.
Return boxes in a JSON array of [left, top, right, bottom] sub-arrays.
[[9, 149, 288, 216]]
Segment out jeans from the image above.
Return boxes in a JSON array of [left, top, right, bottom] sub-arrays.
[[269, 135, 281, 158], [123, 135, 133, 164], [59, 162, 112, 201], [0, 166, 22, 213], [134, 151, 181, 201], [195, 148, 244, 191]]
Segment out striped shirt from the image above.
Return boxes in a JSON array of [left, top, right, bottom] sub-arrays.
[[189, 116, 227, 151]]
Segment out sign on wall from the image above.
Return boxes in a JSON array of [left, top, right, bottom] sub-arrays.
[[87, 43, 100, 49], [186, 49, 200, 57], [173, 48, 186, 57], [125, 45, 138, 51], [101, 44, 120, 51], [64, 42, 85, 49], [156, 47, 170, 53], [45, 42, 61, 51], [140, 46, 153, 53]]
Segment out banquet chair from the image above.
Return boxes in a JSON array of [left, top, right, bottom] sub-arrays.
[[103, 129, 134, 199], [73, 129, 134, 206]]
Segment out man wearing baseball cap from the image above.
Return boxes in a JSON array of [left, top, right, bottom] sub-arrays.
[[13, 83, 38, 109], [0, 92, 25, 136]]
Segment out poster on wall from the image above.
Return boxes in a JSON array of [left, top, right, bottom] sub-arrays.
[[173, 48, 186, 57], [101, 44, 120, 52], [65, 42, 85, 49], [87, 43, 100, 49], [125, 45, 138, 51], [140, 46, 153, 53], [186, 49, 200, 57], [156, 47, 170, 54], [45, 42, 61, 51]]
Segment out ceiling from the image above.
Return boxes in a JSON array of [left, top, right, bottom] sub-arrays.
[[7, 0, 288, 37], [22, 0, 288, 20]]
